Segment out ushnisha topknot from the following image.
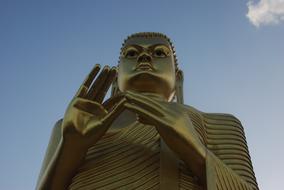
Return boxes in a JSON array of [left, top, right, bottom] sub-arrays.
[[119, 32, 178, 70]]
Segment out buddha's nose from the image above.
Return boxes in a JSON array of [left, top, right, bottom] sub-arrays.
[[137, 53, 152, 63]]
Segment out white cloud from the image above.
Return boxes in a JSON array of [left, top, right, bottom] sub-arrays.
[[246, 0, 284, 27]]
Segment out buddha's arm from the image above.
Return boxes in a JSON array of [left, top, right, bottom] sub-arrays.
[[153, 106, 258, 189], [36, 119, 62, 189], [36, 65, 125, 189], [36, 119, 92, 190], [124, 92, 207, 181], [202, 113, 259, 190]]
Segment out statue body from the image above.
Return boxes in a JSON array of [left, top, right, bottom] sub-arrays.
[[37, 33, 258, 190]]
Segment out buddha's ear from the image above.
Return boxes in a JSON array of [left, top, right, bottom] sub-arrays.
[[175, 69, 184, 104]]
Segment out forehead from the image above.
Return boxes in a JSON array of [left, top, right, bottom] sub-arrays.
[[123, 37, 171, 48]]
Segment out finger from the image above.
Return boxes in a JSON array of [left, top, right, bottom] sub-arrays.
[[103, 93, 125, 111], [124, 102, 165, 126], [125, 93, 165, 117], [76, 64, 101, 97], [73, 97, 107, 116], [101, 98, 127, 126], [76, 85, 89, 98], [86, 65, 110, 100], [95, 67, 117, 103]]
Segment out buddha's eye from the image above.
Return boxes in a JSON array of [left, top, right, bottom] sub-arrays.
[[124, 49, 138, 58], [153, 49, 168, 58]]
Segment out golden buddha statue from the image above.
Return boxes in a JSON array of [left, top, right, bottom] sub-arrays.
[[37, 32, 258, 190]]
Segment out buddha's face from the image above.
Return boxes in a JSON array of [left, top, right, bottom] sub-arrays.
[[117, 36, 176, 100]]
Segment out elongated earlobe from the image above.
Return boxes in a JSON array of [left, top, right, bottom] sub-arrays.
[[175, 69, 184, 104]]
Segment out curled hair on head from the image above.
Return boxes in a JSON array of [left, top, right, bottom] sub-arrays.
[[119, 32, 179, 70]]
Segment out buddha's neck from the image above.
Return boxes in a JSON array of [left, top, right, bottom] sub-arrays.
[[139, 92, 169, 102]]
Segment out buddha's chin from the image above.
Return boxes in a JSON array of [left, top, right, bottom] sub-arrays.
[[121, 72, 174, 98]]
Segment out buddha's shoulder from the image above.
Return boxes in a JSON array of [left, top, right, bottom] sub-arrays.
[[176, 103, 243, 128]]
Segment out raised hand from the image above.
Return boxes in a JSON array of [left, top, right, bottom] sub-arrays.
[[124, 91, 206, 180], [62, 64, 126, 148]]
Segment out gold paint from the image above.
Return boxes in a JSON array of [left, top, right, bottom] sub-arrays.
[[37, 32, 258, 190]]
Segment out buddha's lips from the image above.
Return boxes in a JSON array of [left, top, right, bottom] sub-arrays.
[[135, 62, 154, 71]]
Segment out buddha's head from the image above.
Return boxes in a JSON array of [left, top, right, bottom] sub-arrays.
[[116, 32, 183, 102]]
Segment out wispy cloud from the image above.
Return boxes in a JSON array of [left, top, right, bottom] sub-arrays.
[[246, 0, 284, 27]]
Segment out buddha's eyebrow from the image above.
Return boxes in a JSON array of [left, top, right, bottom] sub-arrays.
[[122, 45, 143, 51], [123, 44, 171, 51], [148, 44, 171, 50]]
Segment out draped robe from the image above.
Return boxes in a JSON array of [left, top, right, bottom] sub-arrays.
[[38, 105, 258, 190]]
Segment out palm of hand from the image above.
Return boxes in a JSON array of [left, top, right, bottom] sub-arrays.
[[62, 65, 125, 147]]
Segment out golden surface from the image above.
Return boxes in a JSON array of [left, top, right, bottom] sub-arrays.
[[37, 32, 258, 190]]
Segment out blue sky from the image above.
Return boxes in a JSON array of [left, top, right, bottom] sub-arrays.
[[0, 1, 283, 189]]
